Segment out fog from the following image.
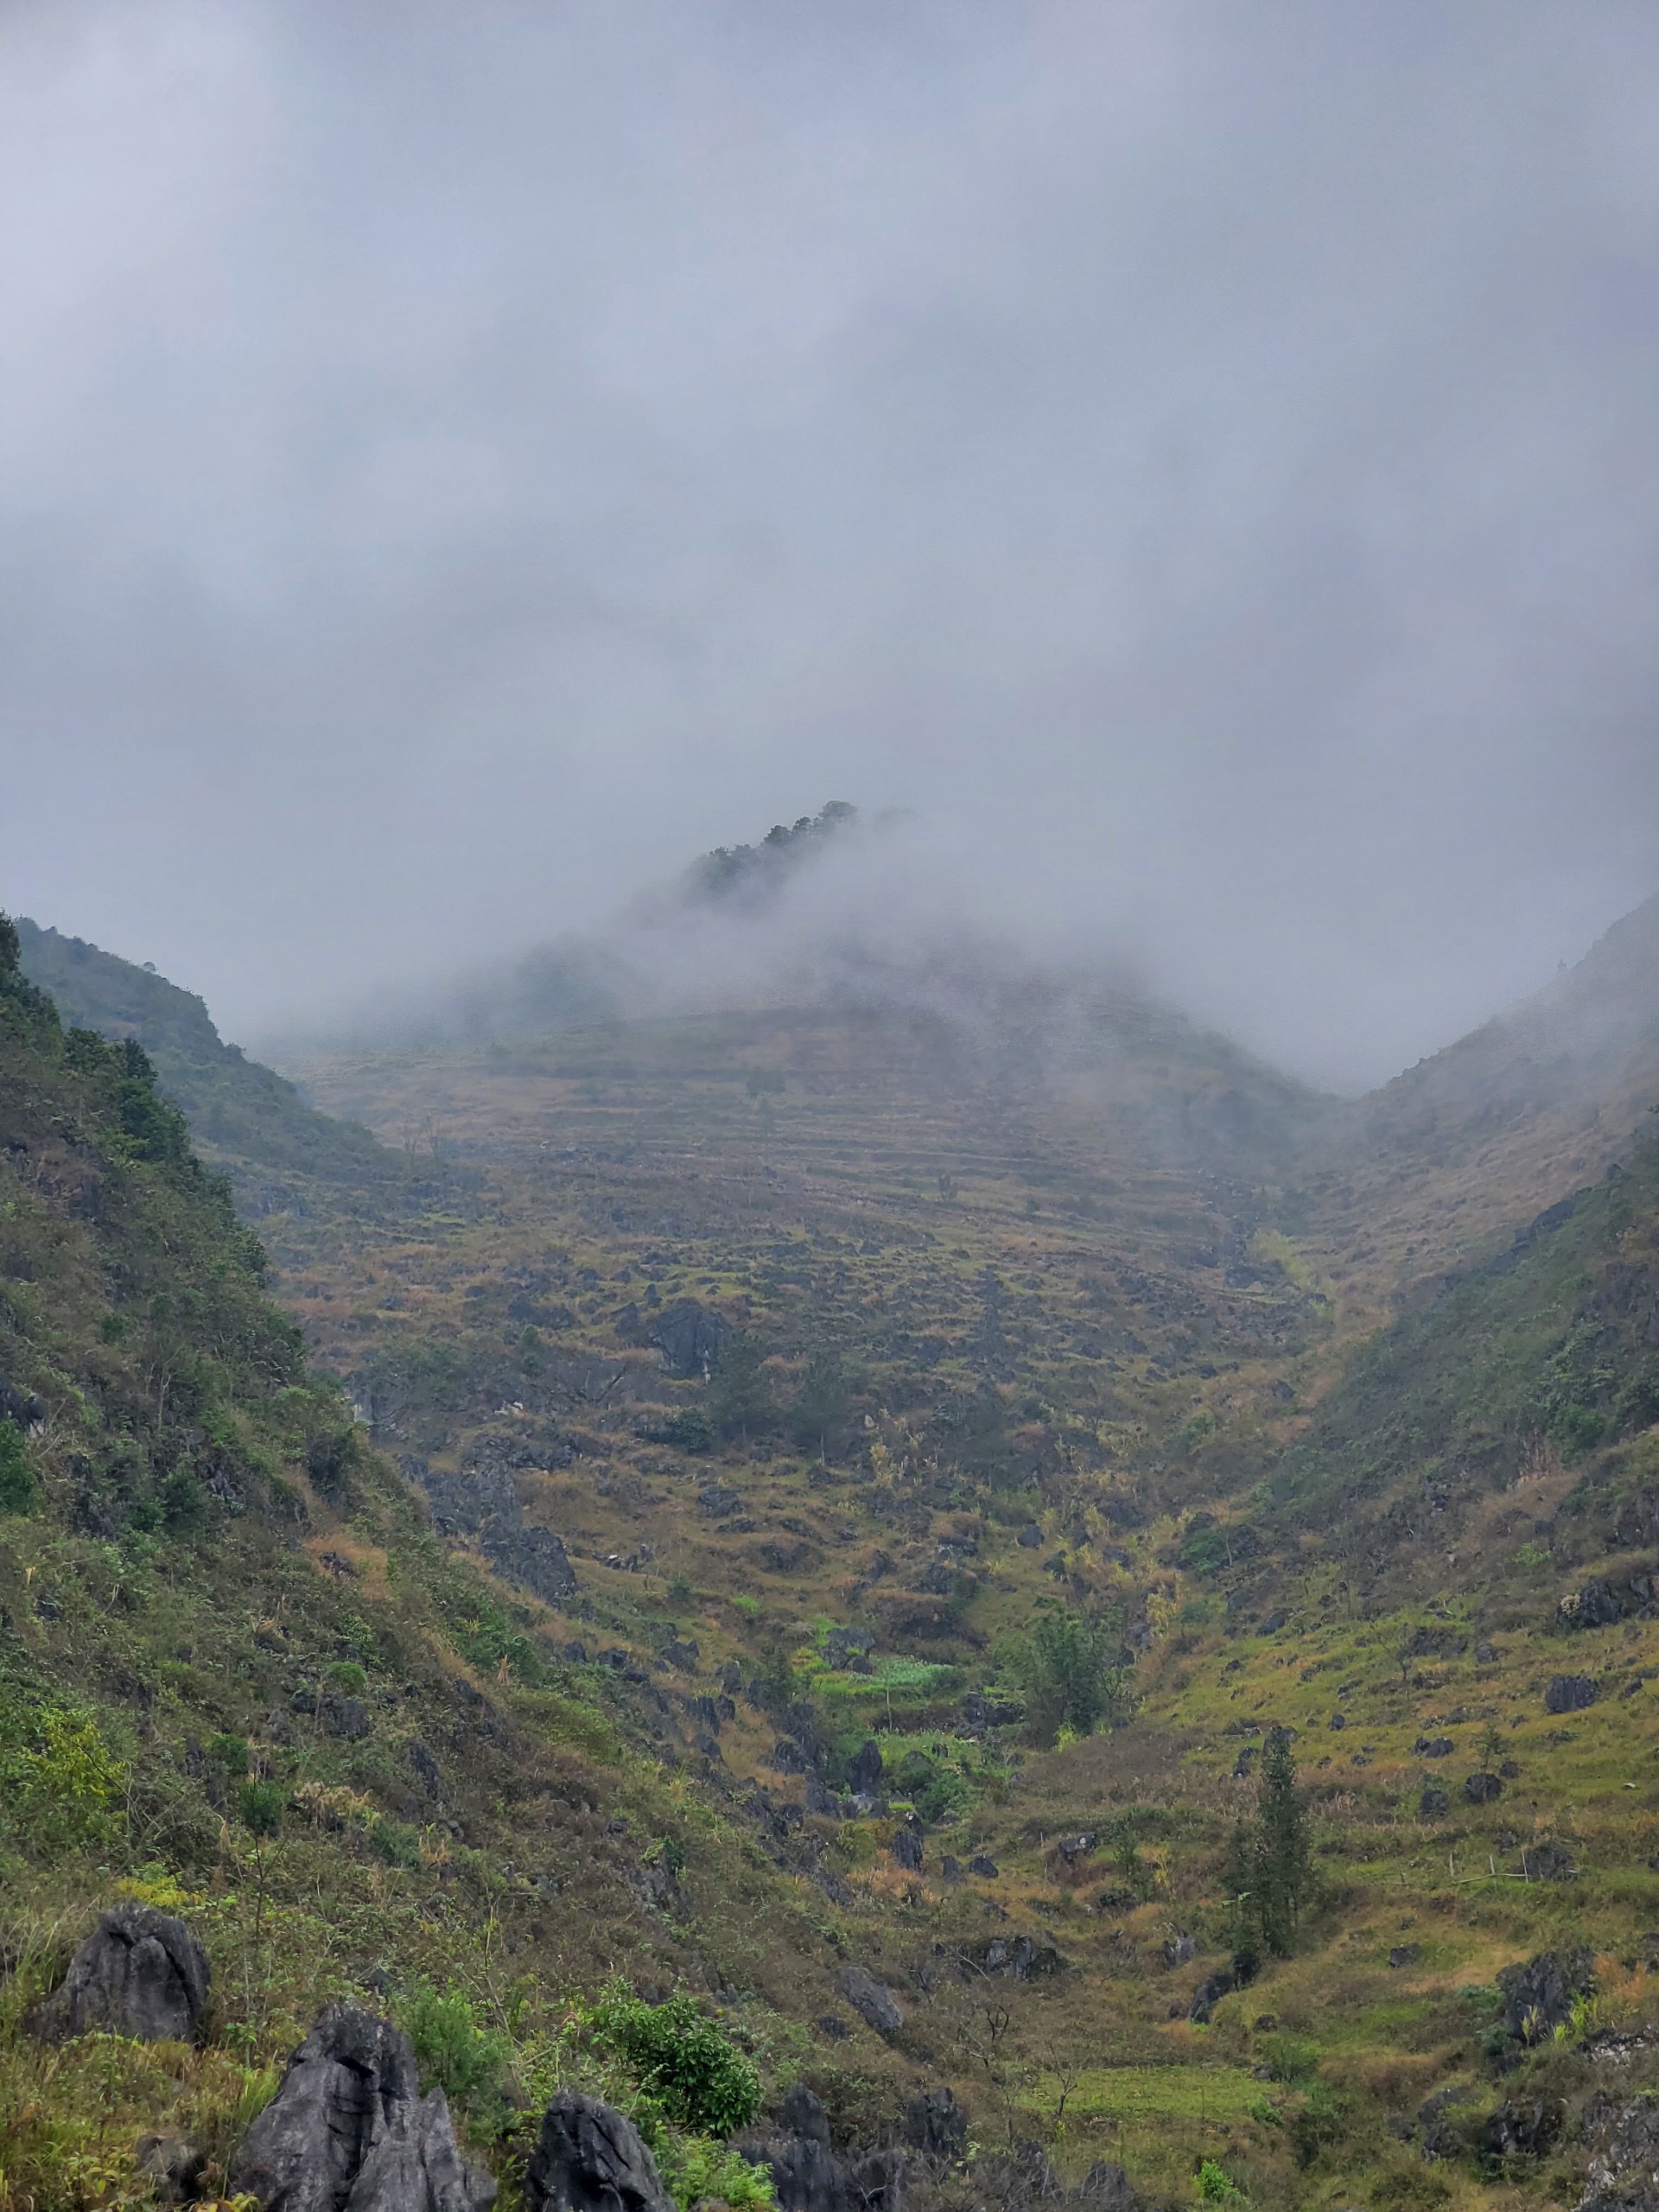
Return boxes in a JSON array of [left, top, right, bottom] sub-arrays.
[[3, 2, 1659, 1090]]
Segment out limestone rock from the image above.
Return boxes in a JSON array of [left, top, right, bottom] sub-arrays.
[[27, 1906, 210, 2045], [1545, 1675, 1599, 1714], [836, 1967, 905, 2037], [228, 2004, 495, 2211], [524, 2091, 672, 2212]]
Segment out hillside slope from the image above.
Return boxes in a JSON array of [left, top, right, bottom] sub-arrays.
[[15, 918, 468, 1255], [0, 922, 947, 2210], [1299, 892, 1659, 1298]]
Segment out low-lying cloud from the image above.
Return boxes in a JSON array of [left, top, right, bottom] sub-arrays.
[[3, 2, 1658, 1089]]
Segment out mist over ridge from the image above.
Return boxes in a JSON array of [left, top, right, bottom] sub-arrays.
[[3, 3, 1658, 1084]]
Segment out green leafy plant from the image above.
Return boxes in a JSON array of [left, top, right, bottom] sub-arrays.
[[588, 1983, 761, 2136], [237, 1779, 284, 1837], [0, 1700, 127, 1850], [397, 1983, 511, 2113], [1196, 2158, 1246, 2202], [0, 1423, 35, 1514], [1008, 1605, 1132, 1745]]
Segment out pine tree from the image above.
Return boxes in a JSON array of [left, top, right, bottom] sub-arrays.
[[1224, 1817, 1260, 1983], [1254, 1725, 1312, 1956]]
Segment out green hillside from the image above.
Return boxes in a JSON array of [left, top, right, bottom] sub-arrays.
[[14, 919, 467, 1254]]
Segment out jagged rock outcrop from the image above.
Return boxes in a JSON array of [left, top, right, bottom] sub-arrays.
[[836, 1966, 905, 2036], [228, 2005, 495, 2211], [1497, 1950, 1595, 2045], [1580, 2092, 1659, 2211], [26, 1906, 210, 2045], [735, 2085, 906, 2212], [1545, 1675, 1599, 1714], [524, 2092, 672, 2212]]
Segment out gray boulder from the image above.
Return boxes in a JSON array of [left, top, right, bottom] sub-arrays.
[[1581, 2093, 1659, 2212], [904, 2087, 966, 2163], [525, 2092, 672, 2212], [1520, 1840, 1578, 1882], [1497, 1951, 1594, 2045], [1545, 1675, 1599, 1714], [27, 1906, 210, 2045], [734, 2084, 848, 2212], [889, 1825, 924, 1872], [848, 1740, 885, 1795], [229, 2005, 495, 2211], [1465, 1772, 1504, 1805], [836, 1967, 905, 2037]]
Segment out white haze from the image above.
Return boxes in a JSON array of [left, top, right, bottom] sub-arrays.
[[3, 2, 1658, 1090]]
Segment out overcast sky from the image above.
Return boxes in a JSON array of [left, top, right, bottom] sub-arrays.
[[3, 1, 1658, 1088]]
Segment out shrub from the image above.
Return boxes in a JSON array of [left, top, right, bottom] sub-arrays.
[[1197, 2159, 1246, 2202], [657, 2133, 776, 2211], [236, 1780, 284, 1837], [589, 1985, 761, 2136], [0, 1423, 35, 1514], [659, 1410, 714, 1454], [0, 1701, 127, 1851], [1008, 1605, 1132, 1745], [397, 1983, 511, 2113], [325, 1660, 369, 1694]]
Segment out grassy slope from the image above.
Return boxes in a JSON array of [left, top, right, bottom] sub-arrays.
[[13, 919, 466, 1257], [0, 949, 926, 2211], [273, 997, 1659, 2210]]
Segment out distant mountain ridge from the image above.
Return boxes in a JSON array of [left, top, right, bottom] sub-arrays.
[[14, 918, 435, 1232]]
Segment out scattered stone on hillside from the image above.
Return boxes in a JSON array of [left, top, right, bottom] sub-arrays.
[[905, 2087, 968, 2162], [1478, 2098, 1563, 2161], [1520, 1840, 1578, 1883], [1188, 1971, 1235, 2024], [524, 2092, 671, 2212], [1328, 1713, 1346, 1730], [0, 1374, 46, 1429], [1546, 1675, 1599, 1714], [941, 1853, 963, 1883], [1414, 1736, 1454, 1758], [1258, 1610, 1287, 1635], [836, 1967, 905, 2037], [1476, 1641, 1498, 1664], [326, 1697, 371, 1740], [1465, 1771, 1504, 1804], [772, 1738, 810, 1776], [1162, 1930, 1197, 1968], [734, 2083, 843, 2212], [848, 1739, 885, 1794], [969, 1934, 1064, 1982], [405, 1740, 444, 1800], [1056, 1832, 1097, 1864], [824, 1627, 874, 1671], [1418, 2085, 1478, 2160], [889, 1824, 924, 1872], [645, 1300, 731, 1379], [1578, 2091, 1659, 2212], [1499, 1758, 1522, 1777], [27, 1906, 211, 2045], [697, 1483, 743, 1518], [1497, 1950, 1595, 2044], [969, 1853, 1000, 1878], [1419, 1786, 1450, 1818], [804, 1773, 841, 1818], [1017, 1522, 1043, 1547], [1233, 1747, 1257, 1778], [229, 2005, 495, 2211], [136, 2134, 205, 2203], [1580, 1581, 1626, 1627], [1389, 1946, 1421, 1969]]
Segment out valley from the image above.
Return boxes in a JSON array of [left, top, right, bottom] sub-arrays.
[[3, 887, 1659, 2212]]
